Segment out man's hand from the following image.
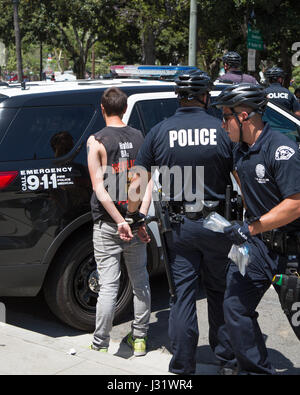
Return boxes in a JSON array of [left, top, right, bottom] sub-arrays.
[[224, 221, 250, 245], [118, 222, 134, 242], [125, 210, 146, 230], [137, 225, 151, 244]]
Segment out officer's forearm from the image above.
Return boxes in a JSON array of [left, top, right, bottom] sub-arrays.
[[139, 179, 153, 215], [249, 194, 300, 235], [128, 170, 151, 213]]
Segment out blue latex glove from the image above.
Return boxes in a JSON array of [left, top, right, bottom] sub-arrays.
[[224, 222, 250, 245]]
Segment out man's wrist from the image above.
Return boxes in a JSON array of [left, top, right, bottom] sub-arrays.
[[117, 221, 128, 227]]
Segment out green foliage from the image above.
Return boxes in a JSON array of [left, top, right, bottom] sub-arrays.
[[0, 0, 299, 82], [293, 66, 300, 86]]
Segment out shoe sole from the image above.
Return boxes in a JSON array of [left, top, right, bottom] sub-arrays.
[[133, 351, 146, 357]]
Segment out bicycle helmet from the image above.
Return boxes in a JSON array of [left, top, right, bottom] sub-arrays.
[[265, 66, 285, 82], [222, 52, 242, 68], [213, 83, 268, 111], [175, 70, 212, 99]]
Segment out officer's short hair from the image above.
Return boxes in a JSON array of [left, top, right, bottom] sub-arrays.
[[101, 87, 128, 116], [179, 95, 206, 107]]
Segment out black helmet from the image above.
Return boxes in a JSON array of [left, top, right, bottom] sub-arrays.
[[175, 70, 212, 99], [265, 66, 285, 81], [222, 51, 241, 68], [213, 83, 268, 111]]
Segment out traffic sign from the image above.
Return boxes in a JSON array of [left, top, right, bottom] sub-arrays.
[[247, 27, 263, 51]]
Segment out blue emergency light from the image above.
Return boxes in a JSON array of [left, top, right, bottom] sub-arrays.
[[110, 65, 198, 79]]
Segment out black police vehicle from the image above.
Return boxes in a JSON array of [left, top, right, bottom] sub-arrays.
[[0, 69, 183, 331], [1, 69, 299, 332]]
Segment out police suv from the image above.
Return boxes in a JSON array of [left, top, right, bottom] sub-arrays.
[[0, 65, 195, 331], [1, 67, 299, 331]]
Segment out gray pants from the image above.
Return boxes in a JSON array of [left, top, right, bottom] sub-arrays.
[[92, 220, 151, 348]]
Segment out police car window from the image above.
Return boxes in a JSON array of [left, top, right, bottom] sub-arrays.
[[263, 107, 300, 142], [0, 105, 94, 162], [0, 108, 18, 144], [128, 105, 144, 133], [137, 98, 178, 134]]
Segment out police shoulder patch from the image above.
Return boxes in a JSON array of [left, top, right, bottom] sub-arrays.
[[275, 146, 295, 161]]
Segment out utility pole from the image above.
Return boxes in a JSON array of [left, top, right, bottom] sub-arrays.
[[39, 42, 43, 81], [92, 45, 95, 79], [188, 0, 197, 67], [12, 0, 23, 82]]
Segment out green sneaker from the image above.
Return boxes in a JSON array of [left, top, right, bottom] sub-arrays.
[[89, 344, 108, 353], [126, 332, 147, 356]]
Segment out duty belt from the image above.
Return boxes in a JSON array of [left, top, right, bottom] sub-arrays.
[[169, 201, 225, 221], [260, 230, 300, 255]]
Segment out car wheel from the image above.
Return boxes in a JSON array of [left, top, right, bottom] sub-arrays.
[[43, 232, 133, 331]]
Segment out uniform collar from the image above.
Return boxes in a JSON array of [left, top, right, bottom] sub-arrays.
[[228, 70, 242, 75], [270, 82, 282, 87], [177, 106, 206, 113], [238, 123, 271, 155]]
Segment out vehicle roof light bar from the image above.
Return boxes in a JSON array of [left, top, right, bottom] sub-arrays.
[[110, 65, 198, 79]]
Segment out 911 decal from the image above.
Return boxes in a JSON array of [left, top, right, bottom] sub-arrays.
[[20, 167, 74, 191]]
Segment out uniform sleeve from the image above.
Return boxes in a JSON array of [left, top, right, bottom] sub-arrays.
[[291, 94, 300, 112], [218, 127, 235, 171], [273, 143, 300, 199], [134, 127, 156, 172]]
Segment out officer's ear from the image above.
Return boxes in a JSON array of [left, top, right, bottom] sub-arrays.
[[240, 111, 251, 122]]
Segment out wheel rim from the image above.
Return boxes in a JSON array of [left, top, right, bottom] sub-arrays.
[[73, 254, 131, 314]]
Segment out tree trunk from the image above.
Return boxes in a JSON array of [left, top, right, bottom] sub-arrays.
[[280, 38, 292, 88], [13, 1, 23, 82], [141, 27, 155, 64], [73, 58, 86, 79]]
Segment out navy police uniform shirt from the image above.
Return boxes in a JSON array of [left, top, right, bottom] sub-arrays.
[[234, 123, 300, 232], [265, 83, 300, 112], [135, 106, 234, 202]]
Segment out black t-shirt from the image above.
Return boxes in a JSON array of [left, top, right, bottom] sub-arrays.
[[135, 107, 234, 203], [90, 125, 144, 223]]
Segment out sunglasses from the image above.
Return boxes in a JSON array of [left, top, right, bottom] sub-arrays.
[[222, 111, 242, 123]]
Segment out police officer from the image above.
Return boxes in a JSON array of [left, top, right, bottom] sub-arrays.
[[265, 67, 300, 116], [216, 51, 258, 85], [121, 70, 236, 375], [212, 83, 300, 375], [295, 87, 300, 104]]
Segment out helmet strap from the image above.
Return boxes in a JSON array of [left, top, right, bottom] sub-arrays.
[[232, 110, 244, 143], [193, 93, 209, 109], [233, 110, 258, 142]]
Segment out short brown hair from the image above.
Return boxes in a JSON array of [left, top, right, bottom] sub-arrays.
[[101, 87, 127, 116]]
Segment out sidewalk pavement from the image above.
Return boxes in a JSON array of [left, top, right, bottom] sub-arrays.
[[0, 321, 219, 375], [0, 286, 299, 375]]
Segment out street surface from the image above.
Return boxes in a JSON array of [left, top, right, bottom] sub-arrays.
[[1, 272, 300, 375]]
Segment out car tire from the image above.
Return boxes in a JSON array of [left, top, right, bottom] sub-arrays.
[[43, 231, 133, 331]]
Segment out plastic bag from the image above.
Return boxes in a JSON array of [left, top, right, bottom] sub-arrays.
[[203, 212, 250, 276], [203, 211, 231, 232], [228, 244, 250, 276]]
